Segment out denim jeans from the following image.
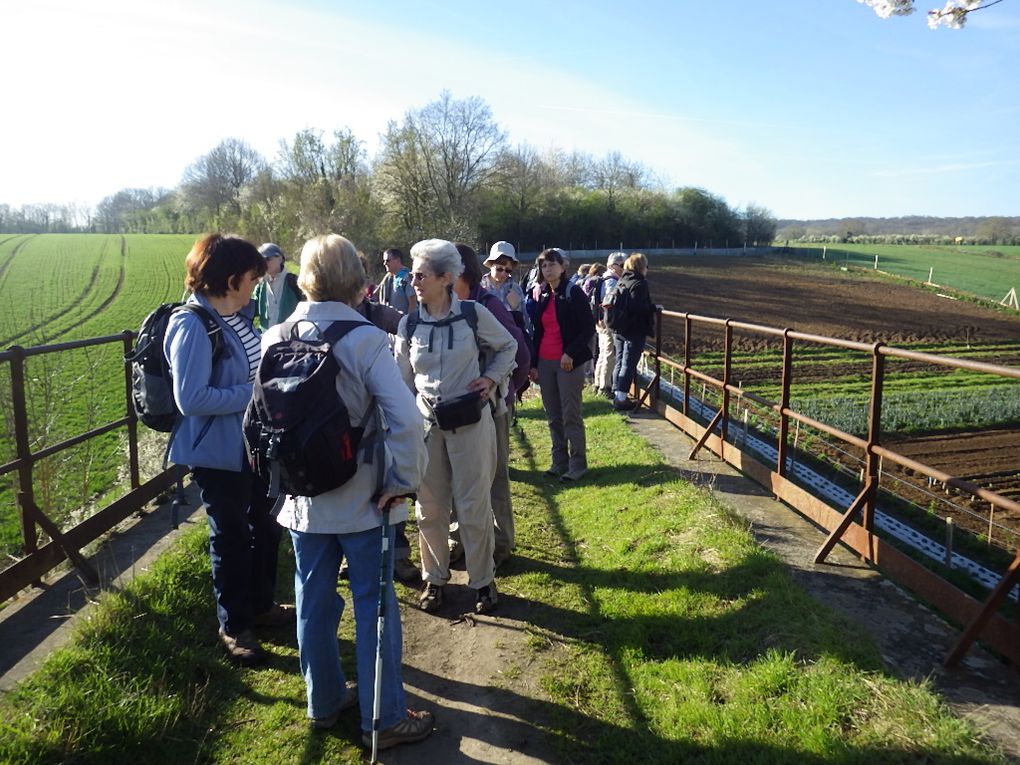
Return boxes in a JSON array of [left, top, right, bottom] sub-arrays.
[[613, 333, 644, 396], [290, 525, 406, 731], [192, 466, 281, 636]]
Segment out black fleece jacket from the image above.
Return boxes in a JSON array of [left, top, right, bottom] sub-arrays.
[[614, 270, 656, 339], [528, 279, 596, 366]]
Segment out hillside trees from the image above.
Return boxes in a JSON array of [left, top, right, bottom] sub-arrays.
[[0, 93, 774, 253]]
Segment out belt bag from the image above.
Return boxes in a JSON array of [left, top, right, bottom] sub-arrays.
[[432, 393, 485, 431]]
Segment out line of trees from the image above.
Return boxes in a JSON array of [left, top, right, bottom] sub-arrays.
[[1, 92, 777, 255], [777, 215, 1020, 245]]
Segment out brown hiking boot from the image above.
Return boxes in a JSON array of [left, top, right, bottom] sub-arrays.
[[218, 628, 266, 666], [311, 681, 359, 730], [362, 709, 435, 750], [253, 603, 296, 628]]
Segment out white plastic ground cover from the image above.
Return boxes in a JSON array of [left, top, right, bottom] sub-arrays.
[[643, 371, 1019, 602]]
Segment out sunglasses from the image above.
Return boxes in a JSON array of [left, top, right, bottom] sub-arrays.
[[410, 271, 436, 283], [491, 265, 512, 273]]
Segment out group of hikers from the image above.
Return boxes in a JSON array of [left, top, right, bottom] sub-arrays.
[[161, 233, 656, 752]]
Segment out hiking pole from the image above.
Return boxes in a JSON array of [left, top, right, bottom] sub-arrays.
[[371, 493, 414, 764]]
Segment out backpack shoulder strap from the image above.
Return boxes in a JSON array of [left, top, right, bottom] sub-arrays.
[[321, 318, 371, 347], [404, 308, 421, 344], [177, 303, 224, 362]]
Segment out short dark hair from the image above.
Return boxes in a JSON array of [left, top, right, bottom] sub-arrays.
[[454, 242, 483, 289], [535, 247, 567, 285], [185, 234, 265, 297], [383, 247, 404, 264]]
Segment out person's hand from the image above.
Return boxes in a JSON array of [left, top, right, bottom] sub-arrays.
[[560, 353, 573, 372], [507, 290, 521, 310], [467, 376, 495, 398], [529, 367, 539, 382], [376, 492, 410, 511]]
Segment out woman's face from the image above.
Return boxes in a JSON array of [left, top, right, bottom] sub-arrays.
[[227, 269, 261, 307], [264, 255, 283, 277], [488, 258, 513, 284], [411, 257, 449, 306], [540, 258, 564, 286]]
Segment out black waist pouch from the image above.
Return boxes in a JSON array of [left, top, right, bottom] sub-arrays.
[[432, 393, 485, 431]]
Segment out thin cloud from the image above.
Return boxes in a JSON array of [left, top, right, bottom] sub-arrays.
[[872, 160, 1011, 178]]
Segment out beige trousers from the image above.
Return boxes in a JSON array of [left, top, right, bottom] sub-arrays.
[[417, 408, 497, 590], [594, 324, 616, 391]]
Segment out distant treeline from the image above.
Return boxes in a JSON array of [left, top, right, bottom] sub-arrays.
[[776, 215, 1020, 246], [0, 92, 776, 256]]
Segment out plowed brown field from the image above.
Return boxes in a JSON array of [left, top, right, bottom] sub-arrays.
[[647, 255, 1020, 550]]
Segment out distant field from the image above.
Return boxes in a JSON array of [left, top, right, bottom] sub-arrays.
[[785, 243, 1020, 304], [0, 234, 194, 554]]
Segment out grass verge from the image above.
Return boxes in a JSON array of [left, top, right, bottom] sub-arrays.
[[0, 393, 1006, 764]]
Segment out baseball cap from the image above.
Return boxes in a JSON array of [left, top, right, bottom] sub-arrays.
[[259, 243, 284, 260], [485, 241, 518, 264], [607, 252, 626, 266]]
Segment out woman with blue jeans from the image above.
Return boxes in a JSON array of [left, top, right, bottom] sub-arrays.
[[263, 234, 433, 750], [164, 234, 292, 667], [611, 253, 656, 411]]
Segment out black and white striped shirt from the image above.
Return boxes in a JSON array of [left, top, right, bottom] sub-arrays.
[[221, 313, 261, 381]]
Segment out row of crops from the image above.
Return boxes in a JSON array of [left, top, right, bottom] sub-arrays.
[[0, 235, 195, 557]]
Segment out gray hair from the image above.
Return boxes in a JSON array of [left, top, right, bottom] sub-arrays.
[[410, 238, 464, 281]]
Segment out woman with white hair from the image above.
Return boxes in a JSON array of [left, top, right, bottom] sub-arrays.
[[394, 238, 517, 615], [263, 234, 433, 750]]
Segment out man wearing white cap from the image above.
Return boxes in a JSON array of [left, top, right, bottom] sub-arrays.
[[592, 252, 626, 397]]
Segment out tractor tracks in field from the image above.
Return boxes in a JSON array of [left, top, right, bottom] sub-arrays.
[[0, 236, 127, 348]]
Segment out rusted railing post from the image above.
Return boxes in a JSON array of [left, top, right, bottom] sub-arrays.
[[776, 329, 793, 478], [122, 331, 141, 489], [863, 343, 885, 541], [682, 314, 692, 416], [653, 307, 662, 407], [8, 346, 38, 559], [721, 321, 733, 445]]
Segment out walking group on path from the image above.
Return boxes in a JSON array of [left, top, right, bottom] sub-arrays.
[[159, 233, 656, 753]]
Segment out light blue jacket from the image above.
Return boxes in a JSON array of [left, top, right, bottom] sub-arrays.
[[163, 293, 258, 472]]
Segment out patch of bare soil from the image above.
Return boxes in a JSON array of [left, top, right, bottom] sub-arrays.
[[649, 256, 1020, 350], [380, 566, 563, 764]]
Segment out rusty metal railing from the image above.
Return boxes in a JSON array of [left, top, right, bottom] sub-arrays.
[[635, 308, 1020, 667], [0, 333, 177, 604]]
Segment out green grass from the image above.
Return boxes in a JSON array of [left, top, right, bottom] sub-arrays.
[[785, 243, 1020, 304], [0, 395, 1003, 764]]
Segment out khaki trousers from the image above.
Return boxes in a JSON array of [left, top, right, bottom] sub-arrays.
[[594, 325, 616, 391], [417, 408, 497, 590]]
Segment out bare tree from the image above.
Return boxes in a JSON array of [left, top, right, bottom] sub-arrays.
[[376, 91, 507, 241], [181, 138, 266, 224]]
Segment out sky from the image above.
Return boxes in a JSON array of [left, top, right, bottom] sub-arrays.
[[2, 0, 1019, 220]]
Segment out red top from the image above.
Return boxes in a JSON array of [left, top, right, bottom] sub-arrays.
[[538, 297, 563, 361]]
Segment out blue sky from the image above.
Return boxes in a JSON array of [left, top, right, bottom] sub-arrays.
[[2, 0, 1018, 219]]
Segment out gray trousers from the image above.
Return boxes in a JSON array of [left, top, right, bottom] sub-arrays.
[[536, 358, 587, 475], [491, 408, 514, 556]]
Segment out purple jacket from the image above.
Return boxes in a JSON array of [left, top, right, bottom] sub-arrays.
[[470, 285, 531, 406]]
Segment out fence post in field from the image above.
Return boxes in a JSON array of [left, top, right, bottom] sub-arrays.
[[8, 346, 39, 561], [944, 517, 954, 568], [122, 331, 140, 489], [874, 254, 878, 270]]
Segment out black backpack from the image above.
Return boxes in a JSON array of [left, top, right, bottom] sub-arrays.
[[243, 319, 372, 498], [589, 276, 606, 321], [603, 283, 632, 334], [125, 303, 222, 432], [404, 300, 480, 353]]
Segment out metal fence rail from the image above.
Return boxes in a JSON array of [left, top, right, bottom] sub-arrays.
[[0, 333, 175, 604], [633, 308, 1020, 667]]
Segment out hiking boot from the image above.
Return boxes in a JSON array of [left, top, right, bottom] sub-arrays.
[[362, 709, 435, 750], [544, 465, 567, 478], [393, 557, 421, 584], [613, 397, 638, 411], [253, 603, 296, 628], [475, 581, 499, 614], [493, 548, 512, 570], [560, 468, 587, 482], [419, 583, 444, 613], [311, 681, 358, 730], [218, 628, 267, 666]]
